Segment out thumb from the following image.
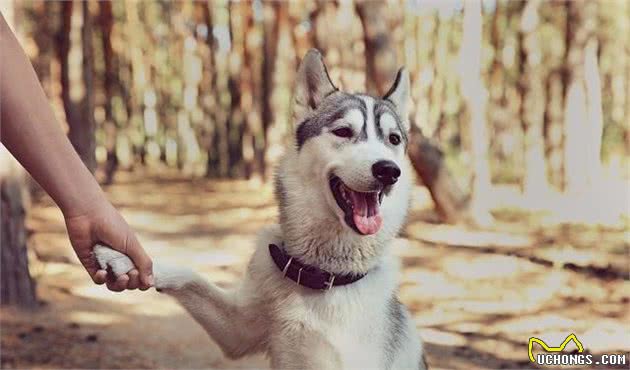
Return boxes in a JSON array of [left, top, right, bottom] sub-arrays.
[[123, 233, 154, 287]]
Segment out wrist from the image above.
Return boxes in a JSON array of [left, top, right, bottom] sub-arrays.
[[60, 188, 109, 220]]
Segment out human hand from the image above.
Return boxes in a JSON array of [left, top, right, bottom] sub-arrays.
[[64, 198, 153, 291]]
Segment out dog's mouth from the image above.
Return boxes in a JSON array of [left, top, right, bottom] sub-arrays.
[[329, 175, 384, 235]]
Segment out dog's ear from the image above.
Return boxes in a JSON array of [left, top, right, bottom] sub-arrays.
[[293, 49, 337, 123], [383, 68, 410, 132]]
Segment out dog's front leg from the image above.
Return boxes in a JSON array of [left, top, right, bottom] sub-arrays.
[[155, 266, 268, 359], [94, 245, 267, 359]]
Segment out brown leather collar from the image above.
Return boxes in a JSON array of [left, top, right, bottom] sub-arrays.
[[268, 244, 366, 291]]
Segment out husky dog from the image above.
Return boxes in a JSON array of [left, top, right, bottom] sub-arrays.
[[95, 49, 426, 370]]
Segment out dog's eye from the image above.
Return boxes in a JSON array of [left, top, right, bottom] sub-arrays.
[[389, 133, 401, 146], [332, 127, 353, 138]]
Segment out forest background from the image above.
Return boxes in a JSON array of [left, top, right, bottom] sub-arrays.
[[1, 1, 628, 369]]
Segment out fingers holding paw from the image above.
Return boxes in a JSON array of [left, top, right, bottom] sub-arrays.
[[94, 244, 136, 277]]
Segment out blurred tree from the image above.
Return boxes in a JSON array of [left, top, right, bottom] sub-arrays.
[[261, 2, 286, 179], [28, 1, 55, 99], [356, 1, 398, 96], [0, 3, 37, 308], [544, 67, 565, 189], [207, 0, 232, 178], [0, 155, 37, 308], [407, 132, 470, 223], [226, 1, 246, 178], [241, 0, 264, 180], [199, 1, 218, 176], [109, 1, 134, 171], [140, 2, 163, 168], [459, 0, 492, 224], [123, 0, 147, 166], [598, 1, 629, 161], [57, 1, 97, 173], [540, 1, 566, 190], [563, 1, 602, 193], [491, 1, 526, 184], [203, 1, 219, 177], [98, 1, 118, 184], [429, 11, 453, 143], [519, 0, 549, 196], [176, 1, 204, 175], [156, 1, 185, 170]]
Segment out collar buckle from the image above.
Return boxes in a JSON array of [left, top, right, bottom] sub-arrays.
[[322, 273, 336, 290], [282, 257, 293, 277]]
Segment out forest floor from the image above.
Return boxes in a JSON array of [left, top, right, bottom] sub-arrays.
[[1, 170, 629, 369]]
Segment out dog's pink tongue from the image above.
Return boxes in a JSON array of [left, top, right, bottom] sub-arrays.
[[349, 190, 382, 235], [353, 213, 382, 235]]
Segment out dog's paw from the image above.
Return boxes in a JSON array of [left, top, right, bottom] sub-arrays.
[[153, 265, 197, 292], [93, 244, 197, 293], [94, 244, 135, 276]]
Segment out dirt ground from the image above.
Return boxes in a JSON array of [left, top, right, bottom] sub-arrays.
[[1, 170, 629, 369]]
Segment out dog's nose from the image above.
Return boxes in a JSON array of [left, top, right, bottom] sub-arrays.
[[372, 160, 401, 186]]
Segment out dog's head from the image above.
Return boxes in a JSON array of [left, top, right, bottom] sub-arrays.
[[277, 49, 411, 240]]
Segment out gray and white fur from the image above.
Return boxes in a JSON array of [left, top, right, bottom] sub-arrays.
[[95, 49, 426, 370]]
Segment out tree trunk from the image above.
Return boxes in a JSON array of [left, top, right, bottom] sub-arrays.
[[519, 0, 549, 196], [201, 1, 219, 177], [124, 1, 147, 167], [544, 69, 565, 189], [263, 2, 293, 177], [58, 1, 96, 173], [563, 1, 600, 193], [407, 128, 469, 224], [227, 1, 246, 178], [0, 163, 37, 308], [177, 2, 203, 176], [261, 2, 286, 180], [459, 0, 493, 225], [356, 0, 474, 224], [202, 2, 219, 177], [242, 2, 264, 181], [206, 1, 231, 178], [1, 158, 37, 308], [355, 1, 398, 95], [583, 36, 603, 188], [0, 4, 38, 309], [99, 1, 118, 184], [429, 14, 450, 142], [30, 2, 55, 97]]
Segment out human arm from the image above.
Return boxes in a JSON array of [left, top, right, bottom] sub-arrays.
[[0, 13, 153, 290]]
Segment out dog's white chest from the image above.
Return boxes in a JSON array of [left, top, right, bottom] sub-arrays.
[[272, 277, 391, 369], [325, 313, 385, 369]]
